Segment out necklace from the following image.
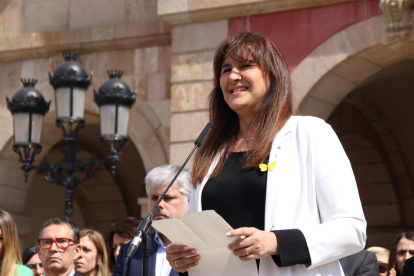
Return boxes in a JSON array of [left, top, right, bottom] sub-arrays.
[[239, 130, 254, 141]]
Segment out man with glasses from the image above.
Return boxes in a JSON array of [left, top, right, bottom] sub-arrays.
[[37, 218, 82, 276]]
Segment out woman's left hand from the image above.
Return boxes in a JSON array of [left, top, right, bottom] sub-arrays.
[[226, 227, 278, 261]]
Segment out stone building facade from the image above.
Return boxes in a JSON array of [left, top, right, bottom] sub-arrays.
[[0, 0, 413, 249]]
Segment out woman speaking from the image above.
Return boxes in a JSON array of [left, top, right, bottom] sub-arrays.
[[166, 32, 366, 276]]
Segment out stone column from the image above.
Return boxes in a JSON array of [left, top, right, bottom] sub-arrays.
[[169, 20, 229, 167], [137, 197, 149, 219]]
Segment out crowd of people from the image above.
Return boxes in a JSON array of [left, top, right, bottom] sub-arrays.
[[0, 163, 191, 276], [0, 169, 413, 276], [0, 162, 412, 276], [1, 31, 414, 276], [0, 209, 414, 276]]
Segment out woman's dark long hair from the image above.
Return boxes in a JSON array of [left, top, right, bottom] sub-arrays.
[[22, 245, 38, 265], [108, 217, 140, 269], [387, 232, 414, 276], [192, 32, 293, 185]]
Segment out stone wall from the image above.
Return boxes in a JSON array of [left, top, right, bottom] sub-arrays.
[[0, 0, 171, 63], [169, 20, 228, 167], [158, 0, 362, 25], [0, 0, 159, 38], [0, 0, 173, 240]]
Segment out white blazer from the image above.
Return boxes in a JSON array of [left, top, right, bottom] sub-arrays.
[[189, 116, 367, 276]]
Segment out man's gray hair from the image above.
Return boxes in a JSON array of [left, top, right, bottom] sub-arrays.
[[145, 164, 192, 201]]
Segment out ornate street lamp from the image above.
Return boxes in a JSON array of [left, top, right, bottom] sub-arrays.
[[7, 52, 136, 219], [94, 70, 136, 175], [6, 79, 51, 181], [49, 51, 91, 137]]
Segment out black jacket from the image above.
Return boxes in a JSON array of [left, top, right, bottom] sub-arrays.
[[402, 257, 414, 276], [112, 233, 179, 276]]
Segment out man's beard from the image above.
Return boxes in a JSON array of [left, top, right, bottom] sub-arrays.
[[152, 209, 171, 220], [151, 206, 188, 220]]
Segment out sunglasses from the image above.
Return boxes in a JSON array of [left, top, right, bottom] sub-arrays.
[[379, 263, 388, 274], [25, 263, 43, 270]]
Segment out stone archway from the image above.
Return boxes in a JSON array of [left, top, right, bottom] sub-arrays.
[[293, 13, 414, 119], [327, 94, 414, 247], [291, 13, 414, 246]]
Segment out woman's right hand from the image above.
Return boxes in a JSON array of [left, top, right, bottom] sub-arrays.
[[389, 268, 397, 276], [166, 244, 200, 273]]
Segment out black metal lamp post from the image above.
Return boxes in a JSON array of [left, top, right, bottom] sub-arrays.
[[7, 52, 136, 219]]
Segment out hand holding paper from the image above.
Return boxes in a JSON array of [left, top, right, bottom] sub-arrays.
[[226, 227, 279, 260], [152, 210, 258, 276]]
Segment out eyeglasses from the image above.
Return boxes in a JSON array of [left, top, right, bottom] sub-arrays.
[[25, 262, 43, 270], [379, 263, 388, 274], [38, 238, 76, 249]]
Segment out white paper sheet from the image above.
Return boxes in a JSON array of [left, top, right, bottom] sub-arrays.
[[152, 210, 258, 276]]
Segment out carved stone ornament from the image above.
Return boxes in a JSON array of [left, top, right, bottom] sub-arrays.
[[379, 0, 414, 44]]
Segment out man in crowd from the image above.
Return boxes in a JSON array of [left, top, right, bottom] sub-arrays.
[[38, 218, 82, 276], [113, 164, 192, 276]]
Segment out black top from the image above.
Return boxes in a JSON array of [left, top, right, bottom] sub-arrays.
[[202, 151, 267, 231], [202, 152, 311, 267]]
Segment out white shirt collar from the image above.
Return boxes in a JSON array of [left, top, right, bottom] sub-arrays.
[[44, 268, 75, 276]]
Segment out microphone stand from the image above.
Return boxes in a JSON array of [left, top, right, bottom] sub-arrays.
[[122, 123, 212, 276], [142, 234, 151, 276]]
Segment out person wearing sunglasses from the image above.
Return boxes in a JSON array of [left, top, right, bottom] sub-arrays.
[[37, 218, 82, 276], [366, 247, 390, 276], [378, 263, 388, 276], [22, 245, 44, 276]]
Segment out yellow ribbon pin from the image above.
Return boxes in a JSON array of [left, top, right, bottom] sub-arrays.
[[259, 161, 276, 172]]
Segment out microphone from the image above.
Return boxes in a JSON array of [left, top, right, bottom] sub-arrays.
[[195, 123, 212, 147], [122, 122, 212, 276]]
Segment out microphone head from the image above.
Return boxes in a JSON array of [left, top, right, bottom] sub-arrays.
[[195, 123, 212, 147]]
